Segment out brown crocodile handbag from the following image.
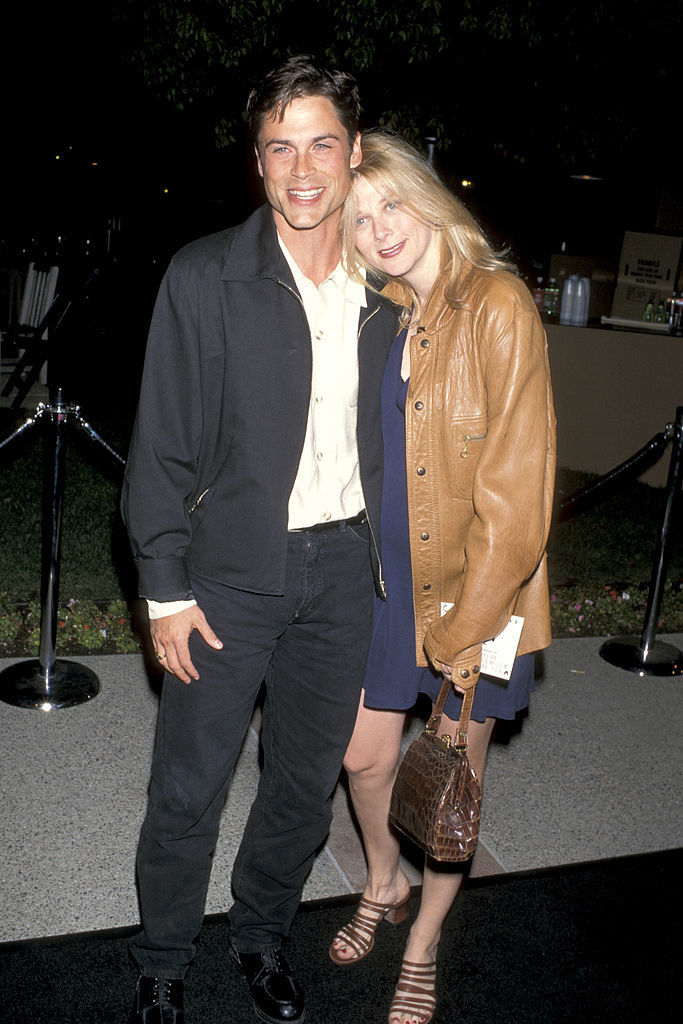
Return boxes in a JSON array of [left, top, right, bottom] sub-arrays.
[[389, 674, 481, 862]]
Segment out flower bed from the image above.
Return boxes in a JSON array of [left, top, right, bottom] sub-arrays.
[[1, 582, 681, 657], [548, 581, 682, 638], [0, 595, 142, 657]]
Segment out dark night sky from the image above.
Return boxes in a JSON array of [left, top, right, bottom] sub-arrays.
[[2, 3, 680, 271], [1, 2, 679, 411], [3, 4, 253, 262]]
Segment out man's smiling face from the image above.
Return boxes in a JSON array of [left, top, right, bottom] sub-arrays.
[[256, 95, 361, 233]]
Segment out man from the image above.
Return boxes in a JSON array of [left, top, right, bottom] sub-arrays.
[[122, 55, 396, 1024]]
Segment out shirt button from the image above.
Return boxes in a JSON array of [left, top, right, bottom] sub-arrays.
[[315, 330, 323, 340], [417, 467, 426, 476], [315, 396, 324, 404], [316, 452, 324, 461], [423, 583, 431, 591], [414, 401, 424, 410], [420, 338, 430, 348], [420, 531, 430, 541], [321, 511, 331, 521]]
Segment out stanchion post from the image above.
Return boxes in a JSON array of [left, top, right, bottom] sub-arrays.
[[0, 389, 100, 709], [600, 406, 683, 676], [39, 388, 68, 679]]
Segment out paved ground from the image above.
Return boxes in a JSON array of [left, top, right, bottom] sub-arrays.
[[1, 633, 681, 942]]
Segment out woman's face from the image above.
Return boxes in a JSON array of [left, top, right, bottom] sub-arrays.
[[354, 176, 440, 297]]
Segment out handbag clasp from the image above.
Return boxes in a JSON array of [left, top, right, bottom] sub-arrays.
[[425, 729, 452, 751]]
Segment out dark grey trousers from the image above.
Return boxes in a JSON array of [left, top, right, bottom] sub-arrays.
[[129, 521, 374, 977]]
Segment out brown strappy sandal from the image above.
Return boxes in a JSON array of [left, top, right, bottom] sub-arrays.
[[388, 959, 437, 1023], [329, 894, 410, 965]]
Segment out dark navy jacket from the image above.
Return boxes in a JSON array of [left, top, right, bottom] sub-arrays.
[[121, 205, 397, 601]]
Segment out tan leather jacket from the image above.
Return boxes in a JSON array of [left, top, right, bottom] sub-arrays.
[[384, 263, 556, 685]]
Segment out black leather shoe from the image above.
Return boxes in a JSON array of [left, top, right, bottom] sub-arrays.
[[130, 974, 184, 1023], [229, 943, 305, 1023]]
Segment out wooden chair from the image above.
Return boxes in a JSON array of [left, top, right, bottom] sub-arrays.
[[1, 262, 59, 406]]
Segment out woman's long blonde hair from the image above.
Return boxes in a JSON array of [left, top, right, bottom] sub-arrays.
[[341, 129, 515, 316]]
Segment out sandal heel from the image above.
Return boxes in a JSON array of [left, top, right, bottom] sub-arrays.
[[386, 904, 408, 926]]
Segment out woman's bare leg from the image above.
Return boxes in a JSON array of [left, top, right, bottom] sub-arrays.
[[331, 694, 411, 960], [389, 715, 496, 1024]]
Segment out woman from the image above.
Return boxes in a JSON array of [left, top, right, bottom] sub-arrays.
[[329, 131, 556, 1024]]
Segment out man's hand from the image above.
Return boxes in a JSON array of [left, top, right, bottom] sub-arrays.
[[151, 605, 223, 684]]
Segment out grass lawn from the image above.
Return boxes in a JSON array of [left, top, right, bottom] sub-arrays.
[[0, 426, 681, 655]]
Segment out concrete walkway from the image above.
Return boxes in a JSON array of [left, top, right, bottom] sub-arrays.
[[1, 634, 681, 943]]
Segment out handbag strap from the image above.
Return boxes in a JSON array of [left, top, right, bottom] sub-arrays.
[[426, 668, 479, 749]]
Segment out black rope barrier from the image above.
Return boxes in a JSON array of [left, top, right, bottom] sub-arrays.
[[599, 407, 683, 676], [556, 430, 671, 522]]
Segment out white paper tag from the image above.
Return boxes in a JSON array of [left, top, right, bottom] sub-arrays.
[[480, 615, 524, 680]]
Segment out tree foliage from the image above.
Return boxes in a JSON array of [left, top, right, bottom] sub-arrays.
[[113, 0, 680, 177]]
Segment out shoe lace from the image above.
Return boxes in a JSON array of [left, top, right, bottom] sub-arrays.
[[261, 948, 288, 973], [152, 978, 174, 1003]]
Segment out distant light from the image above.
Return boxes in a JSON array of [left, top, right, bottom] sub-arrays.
[[162, 188, 170, 194], [55, 154, 61, 161], [569, 173, 603, 181], [91, 161, 99, 167], [41, 702, 53, 712], [460, 179, 473, 189]]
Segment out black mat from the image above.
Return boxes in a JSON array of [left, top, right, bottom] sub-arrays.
[[2, 849, 679, 1024]]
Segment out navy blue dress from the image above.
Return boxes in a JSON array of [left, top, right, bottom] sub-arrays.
[[363, 328, 534, 723]]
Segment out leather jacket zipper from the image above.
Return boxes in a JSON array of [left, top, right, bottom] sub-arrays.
[[460, 433, 487, 459]]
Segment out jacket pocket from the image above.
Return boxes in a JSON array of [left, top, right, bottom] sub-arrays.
[[448, 419, 487, 499], [459, 432, 487, 460], [185, 487, 211, 517]]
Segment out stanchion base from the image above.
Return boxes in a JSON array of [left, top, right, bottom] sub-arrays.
[[0, 659, 100, 710], [599, 637, 683, 677]]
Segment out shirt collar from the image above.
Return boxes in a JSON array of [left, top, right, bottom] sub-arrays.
[[277, 233, 367, 308]]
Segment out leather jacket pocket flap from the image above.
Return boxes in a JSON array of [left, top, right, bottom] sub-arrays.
[[451, 420, 487, 498]]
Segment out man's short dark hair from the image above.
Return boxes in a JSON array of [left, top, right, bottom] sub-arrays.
[[246, 54, 361, 151]]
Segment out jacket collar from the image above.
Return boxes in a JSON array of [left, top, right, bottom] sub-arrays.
[[380, 258, 484, 332], [221, 204, 389, 317], [220, 205, 293, 284], [381, 273, 459, 333]]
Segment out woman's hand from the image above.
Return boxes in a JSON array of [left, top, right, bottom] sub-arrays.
[[440, 662, 465, 695]]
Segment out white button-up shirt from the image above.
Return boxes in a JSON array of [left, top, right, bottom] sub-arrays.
[[280, 237, 366, 529]]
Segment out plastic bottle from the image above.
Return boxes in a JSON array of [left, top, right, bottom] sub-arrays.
[[643, 294, 654, 322], [673, 293, 683, 332], [541, 277, 560, 321], [655, 298, 666, 323], [666, 292, 677, 326], [532, 277, 545, 313]]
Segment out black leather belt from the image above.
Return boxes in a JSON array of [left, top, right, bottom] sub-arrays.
[[290, 509, 367, 534]]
